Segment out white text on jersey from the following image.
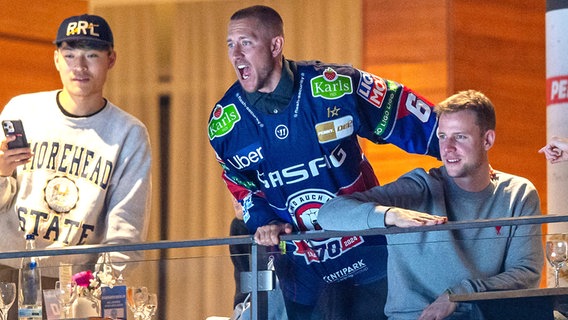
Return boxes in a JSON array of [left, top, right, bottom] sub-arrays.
[[258, 147, 347, 188]]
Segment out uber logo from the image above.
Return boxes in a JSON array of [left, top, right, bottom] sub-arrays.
[[227, 145, 264, 170]]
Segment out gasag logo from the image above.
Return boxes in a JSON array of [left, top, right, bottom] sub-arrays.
[[258, 146, 347, 189], [208, 104, 241, 140], [357, 71, 388, 108], [311, 67, 353, 100], [315, 115, 354, 143]]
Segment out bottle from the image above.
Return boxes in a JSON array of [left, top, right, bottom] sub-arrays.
[[18, 234, 42, 320]]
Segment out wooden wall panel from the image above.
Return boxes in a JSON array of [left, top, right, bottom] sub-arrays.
[[451, 0, 547, 209], [0, 0, 87, 39], [361, 0, 448, 184], [361, 0, 547, 213], [0, 39, 61, 106], [0, 0, 88, 106], [363, 0, 449, 64]]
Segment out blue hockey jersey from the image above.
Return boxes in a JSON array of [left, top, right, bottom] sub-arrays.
[[208, 60, 439, 304]]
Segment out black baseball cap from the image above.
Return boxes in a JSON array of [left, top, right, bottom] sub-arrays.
[[54, 14, 113, 46]]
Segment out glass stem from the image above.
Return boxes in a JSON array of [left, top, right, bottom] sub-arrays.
[[555, 268, 560, 288]]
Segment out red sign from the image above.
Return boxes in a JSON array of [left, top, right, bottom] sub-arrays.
[[547, 75, 568, 105]]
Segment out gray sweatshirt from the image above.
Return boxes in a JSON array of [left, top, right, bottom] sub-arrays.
[[318, 167, 543, 319], [0, 90, 152, 276]]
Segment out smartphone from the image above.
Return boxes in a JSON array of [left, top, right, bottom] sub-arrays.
[[2, 120, 29, 149]]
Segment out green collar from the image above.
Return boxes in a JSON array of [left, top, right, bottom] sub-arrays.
[[245, 59, 294, 114]]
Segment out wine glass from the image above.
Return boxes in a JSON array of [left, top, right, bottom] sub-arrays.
[[0, 282, 16, 320], [546, 239, 568, 287], [142, 293, 157, 319], [127, 286, 149, 320], [55, 280, 78, 319]]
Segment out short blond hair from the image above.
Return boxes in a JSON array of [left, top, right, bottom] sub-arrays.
[[435, 90, 496, 133]]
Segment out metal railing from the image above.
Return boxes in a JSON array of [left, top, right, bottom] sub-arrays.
[[1, 214, 567, 320]]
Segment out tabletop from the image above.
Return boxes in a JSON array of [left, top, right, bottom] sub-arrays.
[[449, 287, 568, 320], [450, 287, 568, 302]]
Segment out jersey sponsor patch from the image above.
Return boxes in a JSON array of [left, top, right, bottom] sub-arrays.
[[315, 115, 354, 143], [241, 194, 253, 223], [293, 236, 365, 265], [258, 146, 347, 189], [373, 81, 398, 136], [287, 189, 334, 231], [310, 67, 353, 100], [286, 189, 364, 264], [208, 104, 241, 140], [357, 71, 388, 108], [226, 143, 264, 170], [274, 124, 289, 140], [322, 259, 369, 283]]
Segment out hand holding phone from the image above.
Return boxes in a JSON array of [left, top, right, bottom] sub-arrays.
[[2, 120, 29, 149]]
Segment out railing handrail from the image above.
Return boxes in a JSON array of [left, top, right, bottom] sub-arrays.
[[2, 213, 566, 320], [1, 213, 567, 260], [282, 213, 568, 240]]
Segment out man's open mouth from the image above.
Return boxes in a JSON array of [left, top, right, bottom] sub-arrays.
[[237, 64, 250, 80]]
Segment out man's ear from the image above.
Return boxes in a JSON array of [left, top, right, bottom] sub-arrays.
[[271, 36, 284, 58], [484, 129, 496, 150], [108, 50, 117, 69], [54, 50, 61, 72]]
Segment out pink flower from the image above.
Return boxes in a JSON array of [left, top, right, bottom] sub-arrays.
[[72, 270, 94, 287]]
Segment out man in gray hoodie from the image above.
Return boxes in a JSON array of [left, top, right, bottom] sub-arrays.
[[318, 90, 543, 320]]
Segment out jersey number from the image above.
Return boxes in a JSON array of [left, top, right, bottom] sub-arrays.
[[312, 239, 342, 261], [406, 93, 431, 123]]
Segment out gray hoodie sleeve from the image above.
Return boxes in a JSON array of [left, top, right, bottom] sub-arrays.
[[318, 194, 389, 231], [319, 168, 434, 231]]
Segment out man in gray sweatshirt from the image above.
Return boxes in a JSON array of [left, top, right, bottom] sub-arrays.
[[318, 90, 543, 320]]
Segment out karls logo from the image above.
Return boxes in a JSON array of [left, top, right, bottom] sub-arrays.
[[227, 144, 264, 170], [311, 67, 353, 100], [208, 104, 241, 140], [258, 146, 347, 189], [315, 116, 354, 143], [357, 71, 388, 108], [66, 21, 101, 37]]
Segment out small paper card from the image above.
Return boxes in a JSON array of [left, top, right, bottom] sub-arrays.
[[43, 289, 60, 320], [59, 263, 73, 284], [101, 285, 127, 319]]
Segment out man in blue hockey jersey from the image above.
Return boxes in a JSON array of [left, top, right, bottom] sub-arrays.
[[208, 5, 440, 319]]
